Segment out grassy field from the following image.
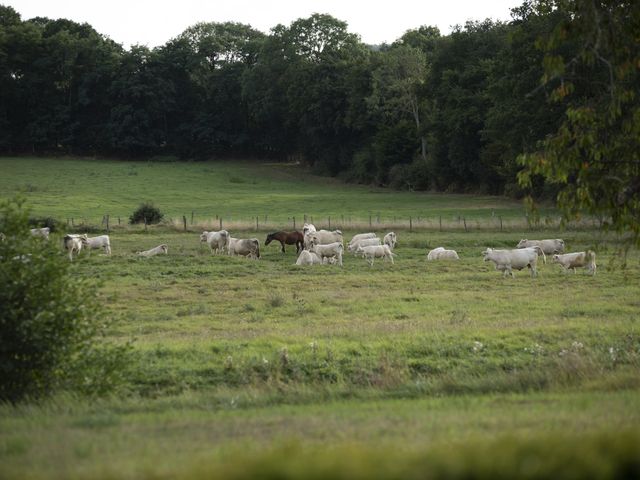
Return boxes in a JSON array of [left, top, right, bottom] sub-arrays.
[[0, 156, 559, 229], [1, 157, 639, 479]]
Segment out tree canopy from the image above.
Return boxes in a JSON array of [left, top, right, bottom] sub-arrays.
[[1, 1, 638, 236]]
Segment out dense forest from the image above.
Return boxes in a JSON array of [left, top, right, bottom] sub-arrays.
[[0, 1, 637, 205]]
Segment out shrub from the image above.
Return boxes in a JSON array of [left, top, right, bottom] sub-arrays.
[[28, 215, 59, 232], [0, 198, 130, 402], [129, 202, 163, 225]]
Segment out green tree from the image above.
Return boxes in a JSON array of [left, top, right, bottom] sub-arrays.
[[518, 0, 640, 243], [0, 198, 129, 402]]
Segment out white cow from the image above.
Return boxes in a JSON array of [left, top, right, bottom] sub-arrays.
[[517, 239, 565, 260], [228, 237, 260, 259], [83, 235, 112, 255], [302, 223, 317, 235], [30, 227, 50, 240], [427, 247, 445, 260], [63, 234, 84, 260], [483, 247, 542, 278], [429, 248, 459, 260], [305, 230, 343, 249], [347, 237, 380, 253], [309, 241, 343, 266], [295, 250, 322, 265], [552, 251, 596, 275], [383, 232, 397, 250], [138, 244, 168, 257], [355, 244, 396, 267], [349, 232, 377, 246], [200, 230, 229, 254]]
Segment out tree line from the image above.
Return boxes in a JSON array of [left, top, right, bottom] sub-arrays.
[[0, 2, 637, 211]]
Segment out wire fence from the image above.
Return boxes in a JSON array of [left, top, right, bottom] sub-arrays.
[[60, 212, 607, 234]]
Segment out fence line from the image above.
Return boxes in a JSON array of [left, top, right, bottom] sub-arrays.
[[57, 213, 605, 234]]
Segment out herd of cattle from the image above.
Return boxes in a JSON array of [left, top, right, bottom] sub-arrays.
[[21, 224, 597, 277]]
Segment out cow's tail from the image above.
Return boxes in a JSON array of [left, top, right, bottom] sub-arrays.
[[533, 245, 546, 264], [586, 250, 596, 275]]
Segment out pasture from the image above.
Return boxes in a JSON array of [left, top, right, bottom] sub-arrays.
[[1, 157, 639, 479]]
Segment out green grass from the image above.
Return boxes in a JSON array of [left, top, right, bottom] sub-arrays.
[[0, 156, 552, 228], [1, 157, 639, 479]]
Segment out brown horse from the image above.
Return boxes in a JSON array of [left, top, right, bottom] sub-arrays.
[[265, 231, 304, 253]]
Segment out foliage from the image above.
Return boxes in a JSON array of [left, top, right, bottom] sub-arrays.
[[129, 202, 164, 225], [0, 198, 129, 402], [518, 0, 640, 244]]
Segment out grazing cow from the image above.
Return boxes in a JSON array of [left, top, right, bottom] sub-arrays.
[[295, 249, 322, 265], [429, 248, 460, 260], [349, 232, 377, 246], [355, 244, 396, 267], [309, 241, 343, 266], [30, 227, 50, 240], [517, 239, 565, 261], [265, 231, 304, 253], [84, 235, 112, 255], [63, 234, 85, 261], [483, 247, 542, 278], [552, 251, 597, 275], [138, 244, 168, 257], [228, 237, 260, 259], [305, 229, 343, 249], [383, 232, 397, 250], [347, 237, 381, 253], [427, 247, 445, 260], [200, 230, 229, 254]]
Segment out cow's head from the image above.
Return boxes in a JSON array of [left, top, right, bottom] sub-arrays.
[[516, 239, 528, 248], [482, 248, 492, 261], [200, 231, 209, 242], [552, 254, 560, 263]]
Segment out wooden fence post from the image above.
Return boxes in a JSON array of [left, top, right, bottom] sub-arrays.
[[328, 216, 331, 230], [106, 215, 109, 232], [118, 216, 121, 226], [256, 216, 259, 230], [409, 216, 413, 232], [439, 215, 442, 232], [183, 215, 187, 232], [144, 217, 148, 231], [369, 215, 372, 228], [219, 218, 223, 230], [293, 216, 296, 230], [499, 216, 503, 231], [463, 217, 468, 232], [191, 211, 194, 225]]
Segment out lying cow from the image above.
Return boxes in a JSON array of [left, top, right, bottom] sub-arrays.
[[200, 230, 229, 254], [228, 237, 260, 259], [30, 227, 50, 240], [84, 234, 111, 255], [552, 251, 597, 275], [355, 244, 396, 267], [295, 250, 322, 266], [383, 232, 397, 250], [427, 247, 445, 260], [309, 241, 343, 266], [138, 244, 168, 257], [517, 239, 565, 261], [483, 247, 543, 278], [428, 248, 459, 260], [63, 234, 85, 260]]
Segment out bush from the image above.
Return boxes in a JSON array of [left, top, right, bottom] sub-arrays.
[[0, 198, 130, 402], [129, 202, 163, 225], [28, 215, 59, 232]]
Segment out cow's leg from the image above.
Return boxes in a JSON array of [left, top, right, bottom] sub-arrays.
[[281, 241, 285, 253]]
